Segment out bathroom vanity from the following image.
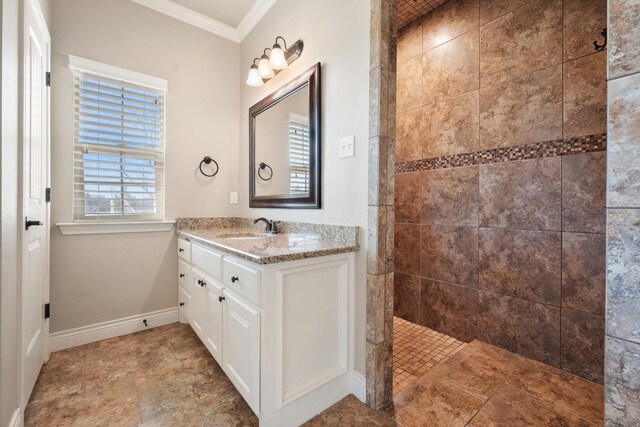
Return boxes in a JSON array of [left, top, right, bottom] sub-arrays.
[[176, 218, 358, 427]]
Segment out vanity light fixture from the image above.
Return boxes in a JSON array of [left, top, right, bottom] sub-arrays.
[[245, 36, 304, 87]]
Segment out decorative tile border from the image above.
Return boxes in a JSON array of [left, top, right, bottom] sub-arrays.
[[395, 133, 607, 174]]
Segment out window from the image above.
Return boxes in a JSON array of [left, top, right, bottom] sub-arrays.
[[70, 56, 167, 221], [288, 113, 310, 194]]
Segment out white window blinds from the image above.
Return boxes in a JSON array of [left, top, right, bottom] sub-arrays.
[[71, 60, 166, 221], [288, 116, 310, 194]]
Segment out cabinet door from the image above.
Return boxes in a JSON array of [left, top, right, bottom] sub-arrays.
[[205, 279, 223, 364], [190, 269, 206, 339], [222, 290, 260, 414], [178, 286, 191, 324]]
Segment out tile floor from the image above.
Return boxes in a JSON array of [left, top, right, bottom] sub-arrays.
[[393, 316, 466, 396], [25, 323, 257, 426], [27, 322, 605, 427], [382, 340, 604, 426]]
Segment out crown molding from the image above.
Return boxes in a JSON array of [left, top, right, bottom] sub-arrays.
[[237, 0, 278, 41], [130, 0, 277, 43]]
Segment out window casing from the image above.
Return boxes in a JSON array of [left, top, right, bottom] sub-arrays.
[[70, 57, 166, 222]]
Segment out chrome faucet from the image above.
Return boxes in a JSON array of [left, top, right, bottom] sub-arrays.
[[254, 217, 280, 234]]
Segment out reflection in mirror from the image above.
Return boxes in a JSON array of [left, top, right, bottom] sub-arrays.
[[249, 63, 321, 208], [254, 85, 309, 197]]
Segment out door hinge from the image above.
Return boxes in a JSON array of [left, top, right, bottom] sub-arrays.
[[44, 303, 50, 319], [45, 187, 51, 203], [46, 71, 51, 87]]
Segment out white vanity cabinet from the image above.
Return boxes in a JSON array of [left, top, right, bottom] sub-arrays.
[[176, 235, 355, 427]]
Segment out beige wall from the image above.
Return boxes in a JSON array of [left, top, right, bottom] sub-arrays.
[[238, 0, 370, 374], [50, 0, 240, 332], [1, 0, 21, 424]]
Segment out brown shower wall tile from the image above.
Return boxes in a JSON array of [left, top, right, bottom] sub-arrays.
[[422, 29, 479, 105], [394, 223, 421, 275], [563, 0, 607, 62], [394, 273, 421, 324], [397, 19, 422, 63], [397, 56, 422, 113], [561, 309, 605, 384], [562, 232, 606, 317], [478, 291, 561, 367], [480, 65, 562, 149], [479, 157, 561, 231], [420, 225, 479, 288], [421, 166, 479, 227], [395, 172, 421, 224], [479, 228, 561, 306], [423, 91, 480, 157], [421, 0, 479, 51], [396, 107, 424, 162], [478, 0, 529, 25], [394, 0, 607, 383], [421, 279, 479, 342], [608, 0, 640, 79], [480, 0, 562, 86], [562, 152, 606, 233], [563, 52, 607, 139]]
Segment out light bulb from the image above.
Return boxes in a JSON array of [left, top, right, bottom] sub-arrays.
[[270, 43, 288, 70], [258, 54, 275, 78], [246, 65, 264, 87]]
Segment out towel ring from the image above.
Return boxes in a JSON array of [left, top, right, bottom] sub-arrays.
[[593, 28, 607, 52], [199, 156, 219, 177], [257, 162, 273, 181]]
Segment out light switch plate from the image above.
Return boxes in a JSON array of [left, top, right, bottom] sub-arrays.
[[339, 135, 355, 158], [230, 192, 238, 204]]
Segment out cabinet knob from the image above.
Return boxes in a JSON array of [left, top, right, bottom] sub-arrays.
[[179, 274, 185, 278], [219, 296, 225, 302], [231, 276, 239, 283], [200, 280, 206, 287], [179, 248, 184, 253], [179, 302, 185, 307]]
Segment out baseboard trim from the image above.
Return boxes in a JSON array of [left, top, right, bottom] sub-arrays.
[[50, 307, 179, 352], [351, 371, 366, 403], [8, 408, 21, 427]]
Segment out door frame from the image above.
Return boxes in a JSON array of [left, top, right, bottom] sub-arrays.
[[18, 0, 50, 409]]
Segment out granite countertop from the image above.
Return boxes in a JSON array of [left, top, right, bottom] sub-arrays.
[[176, 218, 359, 265]]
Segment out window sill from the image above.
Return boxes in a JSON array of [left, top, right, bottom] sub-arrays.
[[57, 221, 175, 235]]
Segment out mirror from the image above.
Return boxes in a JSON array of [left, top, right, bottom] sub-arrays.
[[249, 63, 321, 208]]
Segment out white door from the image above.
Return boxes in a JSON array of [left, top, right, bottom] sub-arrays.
[[222, 290, 260, 414], [21, 0, 50, 405], [205, 280, 223, 363]]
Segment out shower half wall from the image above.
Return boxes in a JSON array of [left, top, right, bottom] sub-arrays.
[[394, 0, 607, 383]]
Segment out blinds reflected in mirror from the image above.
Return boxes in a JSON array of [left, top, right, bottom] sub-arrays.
[[288, 115, 310, 194], [72, 69, 165, 221]]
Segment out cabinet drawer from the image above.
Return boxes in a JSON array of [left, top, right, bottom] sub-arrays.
[[178, 238, 191, 262], [223, 257, 260, 306], [192, 244, 223, 281]]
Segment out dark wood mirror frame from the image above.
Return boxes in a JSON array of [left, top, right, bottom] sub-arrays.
[[249, 62, 321, 209]]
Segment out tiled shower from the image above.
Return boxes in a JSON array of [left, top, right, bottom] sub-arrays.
[[393, 0, 607, 384]]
